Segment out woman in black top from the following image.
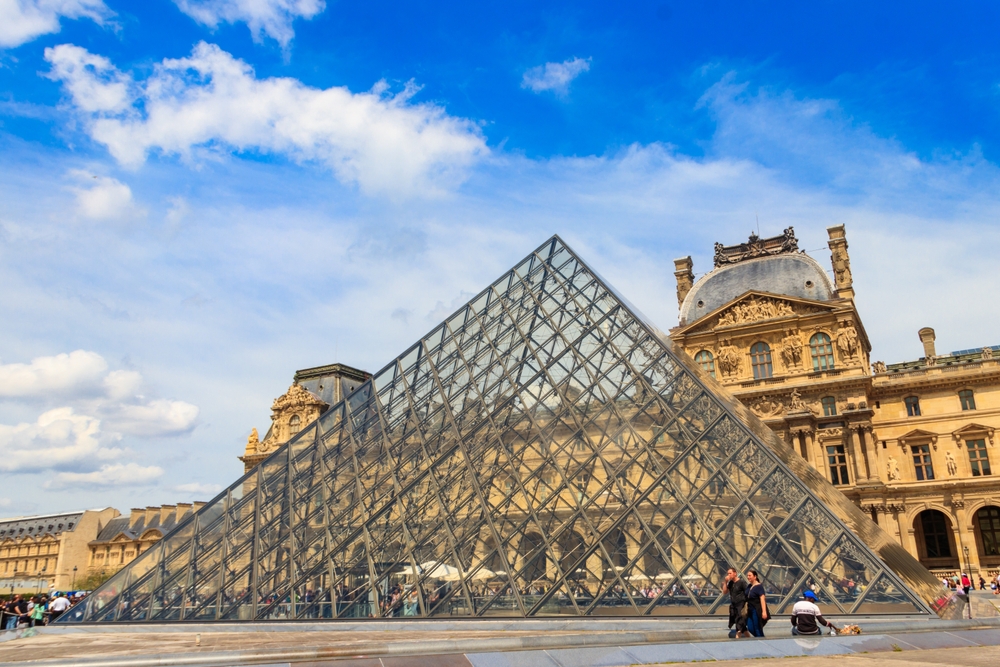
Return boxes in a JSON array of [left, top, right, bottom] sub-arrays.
[[745, 569, 768, 637]]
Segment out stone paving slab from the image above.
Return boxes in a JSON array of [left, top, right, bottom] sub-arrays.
[[1, 618, 999, 667]]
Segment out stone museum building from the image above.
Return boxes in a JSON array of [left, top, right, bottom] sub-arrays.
[[59, 236, 951, 624], [670, 226, 1000, 579], [0, 508, 119, 592]]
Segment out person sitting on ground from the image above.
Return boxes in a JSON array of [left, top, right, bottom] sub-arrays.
[[791, 590, 839, 636]]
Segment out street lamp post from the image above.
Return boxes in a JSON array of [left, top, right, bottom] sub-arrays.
[[72, 566, 77, 590], [962, 545, 972, 619], [11, 564, 16, 598]]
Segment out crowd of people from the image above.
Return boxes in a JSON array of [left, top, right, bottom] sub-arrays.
[[0, 592, 82, 629], [942, 571, 1000, 594]]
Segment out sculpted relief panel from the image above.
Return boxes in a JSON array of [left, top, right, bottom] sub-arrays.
[[716, 296, 795, 327]]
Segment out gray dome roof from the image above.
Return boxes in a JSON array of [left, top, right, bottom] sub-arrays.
[[680, 253, 835, 325]]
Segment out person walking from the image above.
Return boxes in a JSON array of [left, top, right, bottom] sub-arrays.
[[745, 569, 768, 638], [721, 567, 749, 638], [961, 573, 971, 595], [980, 576, 987, 591], [791, 590, 839, 635]]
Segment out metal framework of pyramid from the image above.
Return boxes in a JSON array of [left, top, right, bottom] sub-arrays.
[[62, 236, 938, 623]]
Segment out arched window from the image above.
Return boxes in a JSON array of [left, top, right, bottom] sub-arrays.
[[750, 342, 773, 379], [917, 510, 952, 559], [694, 350, 715, 378], [809, 333, 835, 371], [289, 414, 302, 434], [976, 506, 1000, 559], [821, 396, 837, 416]]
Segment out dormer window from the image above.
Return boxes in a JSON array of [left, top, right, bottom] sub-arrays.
[[289, 414, 302, 435], [750, 342, 773, 379], [810, 333, 835, 371], [694, 350, 715, 378]]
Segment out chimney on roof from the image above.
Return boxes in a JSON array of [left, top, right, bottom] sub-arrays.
[[145, 506, 161, 525], [176, 503, 193, 521], [919, 327, 936, 359], [192, 501, 206, 513], [673, 256, 694, 311], [160, 505, 177, 526], [827, 225, 854, 300], [129, 508, 145, 528]]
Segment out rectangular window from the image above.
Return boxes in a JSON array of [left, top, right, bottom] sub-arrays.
[[912, 444, 934, 481], [967, 439, 991, 476], [827, 445, 849, 485], [959, 390, 976, 411], [905, 396, 921, 417], [821, 397, 837, 416]]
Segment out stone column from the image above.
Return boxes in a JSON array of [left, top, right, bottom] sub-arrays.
[[847, 427, 868, 483], [887, 504, 907, 547], [952, 500, 979, 575]]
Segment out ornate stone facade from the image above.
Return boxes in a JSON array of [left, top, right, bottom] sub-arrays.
[[241, 363, 371, 474], [671, 225, 1000, 580]]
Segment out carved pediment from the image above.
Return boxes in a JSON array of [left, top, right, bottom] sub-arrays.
[[899, 429, 938, 447], [674, 291, 836, 336], [715, 293, 826, 327], [952, 423, 995, 446]]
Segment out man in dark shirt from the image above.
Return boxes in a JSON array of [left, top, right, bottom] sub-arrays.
[[721, 567, 749, 638]]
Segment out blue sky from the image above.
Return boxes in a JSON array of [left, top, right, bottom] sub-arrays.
[[2, 0, 999, 516]]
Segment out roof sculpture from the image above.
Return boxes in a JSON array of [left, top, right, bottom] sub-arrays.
[[59, 236, 944, 623]]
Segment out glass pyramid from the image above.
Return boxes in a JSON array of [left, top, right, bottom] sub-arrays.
[[61, 236, 936, 623]]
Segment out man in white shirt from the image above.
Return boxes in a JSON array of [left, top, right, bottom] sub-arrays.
[[791, 590, 839, 635], [48, 594, 71, 622]]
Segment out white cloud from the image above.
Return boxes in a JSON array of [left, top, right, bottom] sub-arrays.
[[0, 0, 113, 48], [45, 42, 487, 197], [105, 399, 199, 437], [174, 0, 324, 47], [174, 481, 222, 497], [522, 57, 591, 95], [46, 462, 164, 489], [0, 349, 198, 476], [0, 407, 120, 472], [69, 171, 145, 221], [0, 349, 107, 398]]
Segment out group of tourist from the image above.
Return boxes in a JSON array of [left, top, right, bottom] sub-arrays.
[[944, 572, 1000, 594], [722, 567, 840, 639], [0, 592, 77, 629]]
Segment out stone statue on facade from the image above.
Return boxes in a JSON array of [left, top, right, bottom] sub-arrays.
[[716, 343, 742, 377], [836, 322, 859, 360], [780, 330, 802, 370], [983, 347, 994, 360], [887, 457, 900, 481], [946, 450, 958, 477], [246, 427, 261, 454], [872, 360, 887, 374], [788, 388, 808, 413]]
